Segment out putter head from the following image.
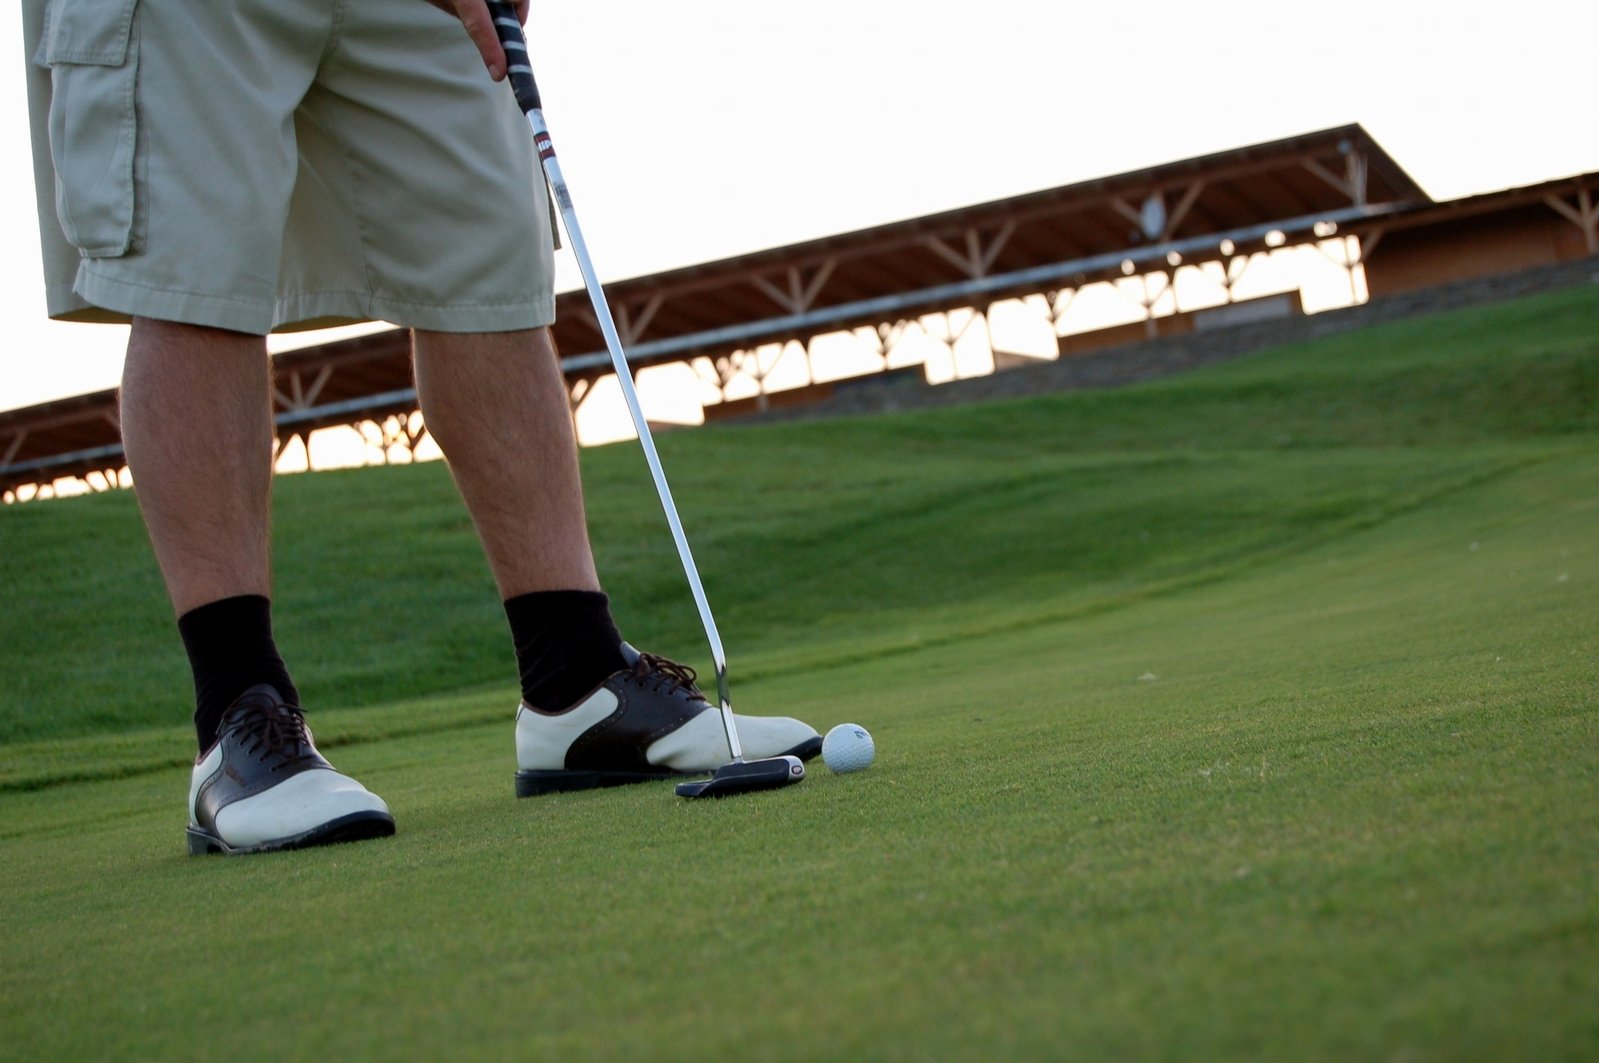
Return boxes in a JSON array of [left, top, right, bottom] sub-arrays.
[[675, 755, 805, 799]]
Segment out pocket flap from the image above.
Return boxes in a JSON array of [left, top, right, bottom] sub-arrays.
[[38, 0, 139, 66]]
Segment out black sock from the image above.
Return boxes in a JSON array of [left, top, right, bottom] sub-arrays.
[[504, 590, 627, 711], [177, 595, 299, 752]]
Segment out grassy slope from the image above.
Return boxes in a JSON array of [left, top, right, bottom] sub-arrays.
[[3, 284, 1596, 745], [1, 285, 1596, 1058]]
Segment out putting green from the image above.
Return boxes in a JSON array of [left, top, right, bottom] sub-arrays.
[[2, 286, 1596, 1058]]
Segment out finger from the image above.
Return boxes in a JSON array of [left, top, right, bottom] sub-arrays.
[[457, 0, 508, 80]]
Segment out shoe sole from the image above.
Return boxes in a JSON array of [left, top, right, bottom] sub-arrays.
[[186, 810, 396, 856], [515, 735, 823, 797]]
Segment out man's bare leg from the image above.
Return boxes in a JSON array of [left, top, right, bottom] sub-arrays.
[[411, 327, 600, 598], [120, 317, 300, 747], [120, 319, 274, 614], [412, 326, 624, 717], [123, 318, 393, 851]]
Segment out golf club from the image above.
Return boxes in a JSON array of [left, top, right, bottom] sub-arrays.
[[485, 3, 803, 798]]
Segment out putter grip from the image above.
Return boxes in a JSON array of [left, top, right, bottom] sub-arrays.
[[485, 1, 541, 113]]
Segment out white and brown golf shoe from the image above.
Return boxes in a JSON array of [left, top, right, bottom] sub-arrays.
[[186, 685, 394, 855], [514, 644, 821, 796]]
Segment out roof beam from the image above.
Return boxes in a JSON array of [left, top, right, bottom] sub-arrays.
[[1115, 182, 1207, 242], [2, 430, 25, 466], [1167, 180, 1207, 236], [749, 260, 837, 314], [276, 363, 336, 412], [615, 293, 665, 346], [924, 223, 1017, 279], [1303, 150, 1369, 208], [1543, 189, 1599, 253]]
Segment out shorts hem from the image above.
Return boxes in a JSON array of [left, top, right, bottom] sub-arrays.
[[45, 280, 130, 325], [275, 292, 556, 334], [75, 266, 276, 334], [68, 268, 557, 336]]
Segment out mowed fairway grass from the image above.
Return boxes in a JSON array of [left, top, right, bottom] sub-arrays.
[[2, 285, 1596, 1059]]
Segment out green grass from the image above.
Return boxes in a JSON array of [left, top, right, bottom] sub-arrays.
[[2, 285, 1597, 1059]]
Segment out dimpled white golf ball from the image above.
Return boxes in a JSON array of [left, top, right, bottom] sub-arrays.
[[822, 723, 875, 773]]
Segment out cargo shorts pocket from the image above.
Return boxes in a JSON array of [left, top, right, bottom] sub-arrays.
[[36, 0, 142, 257]]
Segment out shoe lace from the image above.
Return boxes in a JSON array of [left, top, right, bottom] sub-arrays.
[[232, 700, 319, 771], [631, 653, 708, 701]]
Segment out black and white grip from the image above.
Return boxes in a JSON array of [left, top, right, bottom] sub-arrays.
[[486, 1, 541, 113]]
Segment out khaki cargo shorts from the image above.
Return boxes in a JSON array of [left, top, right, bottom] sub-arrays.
[[24, 0, 556, 335]]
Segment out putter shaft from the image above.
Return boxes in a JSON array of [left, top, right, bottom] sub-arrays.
[[487, 4, 744, 761]]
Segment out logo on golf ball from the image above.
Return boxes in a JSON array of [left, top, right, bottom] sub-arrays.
[[822, 723, 875, 773]]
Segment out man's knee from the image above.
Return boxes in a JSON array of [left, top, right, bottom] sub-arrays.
[[130, 316, 268, 346], [412, 326, 555, 354]]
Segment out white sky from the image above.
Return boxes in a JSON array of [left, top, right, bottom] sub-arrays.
[[2, 0, 1593, 415]]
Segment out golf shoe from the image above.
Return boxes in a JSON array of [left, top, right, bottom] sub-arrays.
[[514, 644, 820, 796], [186, 685, 394, 855]]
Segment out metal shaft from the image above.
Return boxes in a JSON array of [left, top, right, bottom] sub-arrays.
[[486, 5, 744, 760]]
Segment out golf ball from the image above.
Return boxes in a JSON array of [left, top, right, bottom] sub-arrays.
[[822, 723, 875, 773]]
